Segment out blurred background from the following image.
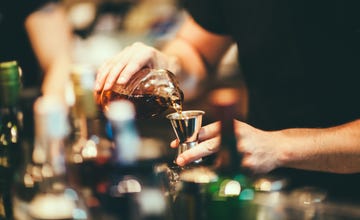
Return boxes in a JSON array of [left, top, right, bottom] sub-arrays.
[[63, 0, 240, 80], [62, 0, 244, 118], [63, 0, 185, 67]]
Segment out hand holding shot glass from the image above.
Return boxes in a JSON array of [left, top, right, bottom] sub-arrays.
[[166, 110, 205, 165]]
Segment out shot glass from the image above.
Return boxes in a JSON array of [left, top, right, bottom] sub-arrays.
[[166, 110, 205, 164]]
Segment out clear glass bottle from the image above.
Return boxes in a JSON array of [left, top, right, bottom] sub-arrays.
[[66, 64, 113, 206], [0, 60, 23, 219], [99, 68, 184, 119], [17, 96, 90, 220]]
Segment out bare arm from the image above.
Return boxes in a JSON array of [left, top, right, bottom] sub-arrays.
[[175, 119, 360, 174], [162, 15, 233, 80], [272, 119, 360, 174], [95, 14, 233, 100], [25, 2, 73, 99]]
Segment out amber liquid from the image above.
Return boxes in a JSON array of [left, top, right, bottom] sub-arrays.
[[101, 91, 183, 119]]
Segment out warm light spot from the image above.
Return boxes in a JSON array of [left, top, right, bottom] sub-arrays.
[[81, 140, 98, 159], [219, 179, 241, 197], [42, 164, 54, 178], [24, 173, 34, 188], [10, 126, 18, 143], [117, 177, 142, 193], [73, 153, 83, 163], [256, 179, 272, 192], [31, 166, 43, 182]]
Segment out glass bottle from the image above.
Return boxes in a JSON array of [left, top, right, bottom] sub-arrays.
[[206, 88, 255, 220], [0, 60, 23, 219], [101, 100, 167, 220], [22, 96, 90, 220], [99, 68, 184, 119]]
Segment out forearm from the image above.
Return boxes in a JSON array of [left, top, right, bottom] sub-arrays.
[[161, 38, 207, 100], [25, 3, 73, 98], [276, 119, 360, 173], [161, 15, 233, 100], [162, 37, 207, 82]]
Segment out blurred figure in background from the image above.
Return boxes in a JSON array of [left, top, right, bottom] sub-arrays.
[[0, 0, 73, 99], [94, 0, 360, 180]]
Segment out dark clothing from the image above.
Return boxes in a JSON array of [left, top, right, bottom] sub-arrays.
[[0, 1, 56, 88], [183, 0, 360, 131], [183, 0, 360, 201]]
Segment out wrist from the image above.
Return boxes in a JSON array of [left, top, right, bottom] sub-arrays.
[[167, 55, 182, 76], [271, 130, 293, 169]]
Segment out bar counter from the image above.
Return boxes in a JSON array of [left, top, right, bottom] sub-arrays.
[[16, 88, 360, 220], [136, 117, 360, 220]]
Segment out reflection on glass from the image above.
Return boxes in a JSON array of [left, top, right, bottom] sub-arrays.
[[166, 110, 205, 164]]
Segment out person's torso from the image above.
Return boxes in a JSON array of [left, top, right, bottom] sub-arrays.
[[183, 0, 360, 130]]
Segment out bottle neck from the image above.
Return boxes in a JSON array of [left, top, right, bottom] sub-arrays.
[[70, 71, 99, 147], [209, 88, 243, 176], [72, 112, 89, 141], [32, 97, 69, 190], [218, 105, 241, 176], [0, 83, 20, 108]]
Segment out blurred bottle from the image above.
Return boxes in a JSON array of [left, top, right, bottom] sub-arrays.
[[206, 88, 255, 220], [99, 68, 184, 119], [15, 96, 90, 220], [101, 100, 167, 220], [0, 60, 23, 219], [65, 64, 113, 215], [171, 166, 218, 220]]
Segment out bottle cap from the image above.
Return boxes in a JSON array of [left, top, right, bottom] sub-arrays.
[[0, 60, 21, 84]]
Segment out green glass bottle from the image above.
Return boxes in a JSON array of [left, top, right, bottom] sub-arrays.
[[0, 60, 23, 219], [206, 88, 255, 220]]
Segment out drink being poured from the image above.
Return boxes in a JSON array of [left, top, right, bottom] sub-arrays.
[[99, 68, 184, 119]]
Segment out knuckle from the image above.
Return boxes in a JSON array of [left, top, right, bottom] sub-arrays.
[[143, 48, 156, 58], [132, 41, 145, 48]]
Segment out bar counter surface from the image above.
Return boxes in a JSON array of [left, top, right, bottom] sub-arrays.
[[138, 117, 360, 220], [16, 87, 360, 220]]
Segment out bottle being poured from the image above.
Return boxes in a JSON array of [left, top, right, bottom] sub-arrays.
[[99, 68, 184, 119]]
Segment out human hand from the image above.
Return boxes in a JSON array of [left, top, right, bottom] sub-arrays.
[[95, 42, 179, 93], [173, 120, 283, 174], [171, 121, 221, 166]]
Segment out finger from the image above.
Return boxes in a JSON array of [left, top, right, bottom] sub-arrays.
[[176, 136, 220, 166], [118, 60, 148, 85], [103, 47, 137, 90], [198, 121, 220, 141], [97, 57, 113, 78], [104, 61, 127, 90], [170, 139, 179, 148], [95, 58, 114, 91], [95, 49, 127, 91], [117, 43, 160, 84]]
